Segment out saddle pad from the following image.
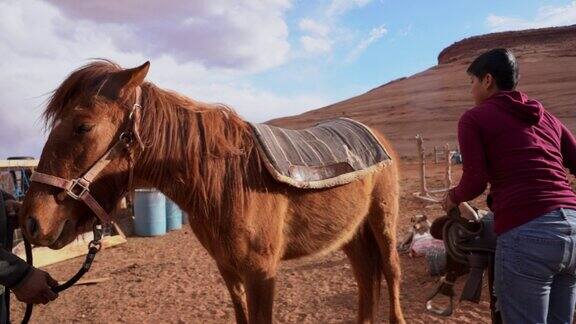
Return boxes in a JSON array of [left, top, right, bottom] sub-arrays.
[[249, 118, 392, 189]]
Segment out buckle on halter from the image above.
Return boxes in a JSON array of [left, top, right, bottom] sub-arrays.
[[66, 178, 90, 200]]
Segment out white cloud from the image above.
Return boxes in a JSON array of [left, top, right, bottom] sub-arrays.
[[300, 36, 333, 54], [0, 0, 330, 158], [299, 19, 330, 36], [146, 55, 330, 122], [487, 1, 576, 32], [298, 19, 332, 54], [296, 0, 374, 57], [0, 0, 140, 158], [327, 0, 372, 18], [45, 0, 293, 72], [346, 25, 387, 62], [190, 81, 329, 122]]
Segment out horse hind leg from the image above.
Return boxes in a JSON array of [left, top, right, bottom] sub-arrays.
[[368, 200, 406, 324], [218, 265, 249, 324], [342, 223, 383, 324]]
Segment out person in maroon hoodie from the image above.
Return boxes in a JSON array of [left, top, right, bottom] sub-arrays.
[[443, 48, 576, 324]]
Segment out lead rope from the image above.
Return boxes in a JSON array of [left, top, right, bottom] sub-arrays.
[[21, 239, 33, 324], [21, 224, 103, 324], [52, 224, 103, 293]]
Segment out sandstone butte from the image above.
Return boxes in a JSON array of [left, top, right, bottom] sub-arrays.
[[268, 24, 576, 159]]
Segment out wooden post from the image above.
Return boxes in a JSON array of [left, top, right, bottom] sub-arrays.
[[444, 143, 453, 188], [0, 159, 39, 170], [15, 234, 126, 268], [416, 134, 428, 196]]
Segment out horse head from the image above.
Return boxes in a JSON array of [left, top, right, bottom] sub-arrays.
[[20, 61, 150, 249]]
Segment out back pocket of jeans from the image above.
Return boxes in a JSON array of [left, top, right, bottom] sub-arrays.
[[514, 233, 565, 277]]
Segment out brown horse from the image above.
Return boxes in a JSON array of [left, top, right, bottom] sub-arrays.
[[19, 60, 405, 324]]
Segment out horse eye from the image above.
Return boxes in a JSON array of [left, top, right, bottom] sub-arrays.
[[73, 123, 95, 135]]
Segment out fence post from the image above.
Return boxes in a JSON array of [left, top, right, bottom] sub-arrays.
[[416, 134, 428, 196], [444, 143, 453, 188]]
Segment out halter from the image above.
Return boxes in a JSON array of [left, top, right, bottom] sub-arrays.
[[30, 87, 144, 226], [18, 88, 144, 324]]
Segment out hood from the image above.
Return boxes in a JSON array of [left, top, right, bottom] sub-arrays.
[[487, 91, 543, 125]]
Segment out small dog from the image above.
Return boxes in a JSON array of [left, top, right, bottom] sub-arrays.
[[397, 214, 433, 256], [411, 214, 432, 235]]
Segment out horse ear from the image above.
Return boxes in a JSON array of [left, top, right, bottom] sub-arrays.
[[100, 61, 150, 100]]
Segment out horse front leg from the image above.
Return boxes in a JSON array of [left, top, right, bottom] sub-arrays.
[[218, 265, 248, 324], [244, 273, 276, 324]]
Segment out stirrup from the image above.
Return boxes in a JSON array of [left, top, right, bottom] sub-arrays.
[[426, 277, 455, 316]]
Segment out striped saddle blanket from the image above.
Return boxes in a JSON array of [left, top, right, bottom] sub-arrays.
[[249, 118, 392, 189]]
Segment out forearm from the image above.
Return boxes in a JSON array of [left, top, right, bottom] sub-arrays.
[[450, 112, 488, 203], [450, 174, 487, 203]]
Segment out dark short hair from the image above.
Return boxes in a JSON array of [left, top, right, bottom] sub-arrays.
[[467, 48, 519, 90]]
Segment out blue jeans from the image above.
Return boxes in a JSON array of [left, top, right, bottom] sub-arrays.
[[495, 208, 576, 324]]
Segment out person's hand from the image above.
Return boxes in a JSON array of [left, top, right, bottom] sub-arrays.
[[442, 192, 458, 214], [12, 268, 59, 305]]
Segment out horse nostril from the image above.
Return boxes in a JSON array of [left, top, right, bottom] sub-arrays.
[[26, 217, 39, 240]]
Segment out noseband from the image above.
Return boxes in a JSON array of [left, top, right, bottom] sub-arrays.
[[29, 87, 144, 226]]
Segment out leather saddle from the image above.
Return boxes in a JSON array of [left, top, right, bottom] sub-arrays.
[[249, 118, 391, 189], [427, 208, 501, 323]]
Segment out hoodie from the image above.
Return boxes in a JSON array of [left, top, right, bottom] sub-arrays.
[[449, 91, 576, 234]]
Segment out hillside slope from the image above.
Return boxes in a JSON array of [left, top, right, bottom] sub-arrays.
[[269, 25, 576, 158]]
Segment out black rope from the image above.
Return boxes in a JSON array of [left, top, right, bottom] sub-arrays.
[[20, 226, 102, 324], [52, 243, 101, 293], [21, 238, 33, 324]]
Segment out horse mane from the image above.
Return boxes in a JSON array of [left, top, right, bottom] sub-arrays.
[[43, 59, 123, 130], [43, 60, 262, 227], [137, 82, 260, 225]]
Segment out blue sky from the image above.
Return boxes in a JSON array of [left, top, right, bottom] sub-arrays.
[[253, 0, 574, 101], [0, 0, 575, 157]]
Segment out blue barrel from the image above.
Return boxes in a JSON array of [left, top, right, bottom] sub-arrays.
[[165, 197, 182, 231], [134, 189, 166, 236]]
